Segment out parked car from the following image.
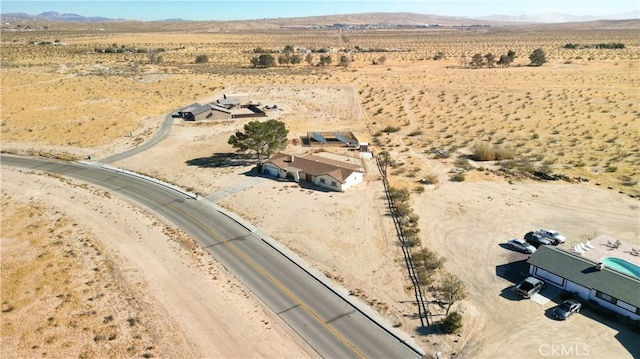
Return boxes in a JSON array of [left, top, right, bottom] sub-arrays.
[[537, 229, 567, 245], [516, 277, 544, 298], [524, 231, 553, 248], [507, 238, 537, 254], [553, 299, 582, 320]]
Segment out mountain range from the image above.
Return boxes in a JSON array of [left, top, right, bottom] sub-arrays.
[[1, 10, 638, 24]]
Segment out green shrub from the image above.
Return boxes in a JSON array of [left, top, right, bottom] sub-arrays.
[[450, 173, 466, 182], [194, 54, 209, 63], [442, 311, 463, 334]]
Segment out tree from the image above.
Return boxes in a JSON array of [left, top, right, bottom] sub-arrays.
[[442, 311, 463, 334], [507, 49, 517, 62], [290, 54, 302, 65], [484, 53, 496, 68], [319, 54, 332, 66], [278, 53, 291, 65], [194, 54, 209, 63], [438, 272, 468, 315], [283, 44, 294, 53], [227, 120, 289, 163], [433, 51, 446, 60], [497, 54, 512, 67], [377, 150, 392, 176], [470, 53, 483, 68], [305, 53, 314, 65], [250, 54, 276, 67], [529, 48, 547, 67], [339, 54, 352, 67]]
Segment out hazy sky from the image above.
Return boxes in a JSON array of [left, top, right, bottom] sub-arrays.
[[2, 1, 638, 21]]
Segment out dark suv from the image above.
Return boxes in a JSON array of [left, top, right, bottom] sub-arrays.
[[524, 231, 552, 248]]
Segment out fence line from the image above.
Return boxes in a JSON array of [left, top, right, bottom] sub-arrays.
[[376, 157, 430, 327]]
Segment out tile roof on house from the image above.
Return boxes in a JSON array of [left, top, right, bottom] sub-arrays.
[[265, 152, 363, 184], [528, 245, 640, 307]]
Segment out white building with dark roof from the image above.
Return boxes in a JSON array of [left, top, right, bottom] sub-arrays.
[[527, 245, 640, 320]]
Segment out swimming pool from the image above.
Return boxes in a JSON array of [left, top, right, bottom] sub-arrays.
[[602, 257, 640, 278]]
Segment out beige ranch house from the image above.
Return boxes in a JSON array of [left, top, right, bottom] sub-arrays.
[[263, 152, 364, 192]]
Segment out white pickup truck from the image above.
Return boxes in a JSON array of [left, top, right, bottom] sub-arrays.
[[516, 277, 544, 298], [536, 229, 567, 244]]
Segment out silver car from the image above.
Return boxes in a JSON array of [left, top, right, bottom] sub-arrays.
[[553, 299, 582, 320], [508, 238, 537, 254]]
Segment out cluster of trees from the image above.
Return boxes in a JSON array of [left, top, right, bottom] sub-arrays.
[[462, 48, 547, 68], [249, 50, 337, 68], [227, 120, 289, 163], [94, 44, 166, 54], [465, 49, 517, 68], [563, 42, 625, 49]]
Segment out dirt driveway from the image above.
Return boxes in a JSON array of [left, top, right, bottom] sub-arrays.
[[413, 179, 639, 358]]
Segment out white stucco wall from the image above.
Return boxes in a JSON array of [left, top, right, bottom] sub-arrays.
[[341, 172, 364, 191]]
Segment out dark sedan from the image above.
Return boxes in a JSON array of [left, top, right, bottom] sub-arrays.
[[525, 231, 553, 248]]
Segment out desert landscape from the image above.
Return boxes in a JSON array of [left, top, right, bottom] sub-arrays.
[[2, 12, 639, 359]]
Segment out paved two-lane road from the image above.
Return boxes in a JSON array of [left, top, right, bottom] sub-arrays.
[[2, 155, 422, 359]]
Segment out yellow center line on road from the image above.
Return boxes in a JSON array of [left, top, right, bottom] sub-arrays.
[[134, 186, 366, 358]]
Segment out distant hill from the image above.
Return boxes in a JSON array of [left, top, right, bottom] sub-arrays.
[[478, 10, 639, 23], [1, 11, 121, 22], [0, 10, 637, 29]]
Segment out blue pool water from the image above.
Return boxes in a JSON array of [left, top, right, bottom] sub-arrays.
[[602, 257, 640, 278]]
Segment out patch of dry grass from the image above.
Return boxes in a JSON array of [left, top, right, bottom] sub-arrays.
[[1, 25, 638, 196], [0, 191, 158, 358]]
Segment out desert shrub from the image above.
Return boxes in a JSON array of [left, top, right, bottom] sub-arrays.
[[472, 142, 494, 161], [420, 174, 439, 185], [408, 130, 424, 136], [389, 187, 410, 203], [450, 173, 466, 182], [414, 185, 425, 193], [494, 147, 514, 160], [472, 143, 513, 161], [442, 311, 463, 334], [382, 125, 401, 133], [194, 54, 209, 63]]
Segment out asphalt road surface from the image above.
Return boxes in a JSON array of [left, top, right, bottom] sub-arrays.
[[2, 155, 422, 359]]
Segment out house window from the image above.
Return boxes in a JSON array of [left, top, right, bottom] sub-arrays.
[[331, 181, 337, 187], [319, 178, 326, 184], [595, 291, 616, 304]]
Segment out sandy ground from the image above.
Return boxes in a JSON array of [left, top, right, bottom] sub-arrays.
[[0, 166, 318, 359]]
